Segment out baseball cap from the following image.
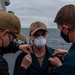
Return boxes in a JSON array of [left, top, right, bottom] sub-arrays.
[[0, 11, 26, 41], [29, 21, 48, 35]]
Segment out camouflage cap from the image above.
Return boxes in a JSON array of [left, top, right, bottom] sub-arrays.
[[29, 21, 48, 35]]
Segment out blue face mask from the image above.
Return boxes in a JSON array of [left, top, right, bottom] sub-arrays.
[[34, 36, 47, 49]]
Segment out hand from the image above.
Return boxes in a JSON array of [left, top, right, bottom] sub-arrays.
[[21, 54, 32, 69], [19, 44, 33, 54], [53, 49, 68, 57], [48, 57, 62, 67]]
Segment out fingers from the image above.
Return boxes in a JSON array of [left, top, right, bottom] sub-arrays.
[[54, 49, 61, 54], [48, 57, 62, 67], [24, 54, 32, 64], [48, 57, 54, 61], [53, 49, 68, 57], [48, 57, 57, 61], [21, 54, 32, 69], [54, 49, 61, 56], [27, 44, 33, 54], [24, 44, 33, 54], [25, 54, 32, 60], [19, 44, 33, 54]]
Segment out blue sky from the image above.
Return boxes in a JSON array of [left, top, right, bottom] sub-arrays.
[[6, 0, 75, 28]]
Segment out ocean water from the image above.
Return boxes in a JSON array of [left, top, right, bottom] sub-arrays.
[[21, 28, 71, 50], [4, 28, 72, 75]]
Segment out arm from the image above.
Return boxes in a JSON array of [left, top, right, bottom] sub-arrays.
[[2, 42, 33, 54], [49, 57, 73, 75], [48, 57, 62, 67], [56, 64, 73, 75], [13, 53, 32, 75], [53, 49, 68, 57], [13, 66, 27, 75], [0, 55, 9, 75], [2, 42, 19, 54]]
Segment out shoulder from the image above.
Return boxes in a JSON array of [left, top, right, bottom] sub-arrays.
[[16, 52, 27, 62], [14, 52, 27, 69]]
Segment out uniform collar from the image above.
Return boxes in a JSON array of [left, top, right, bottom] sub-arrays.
[[31, 45, 54, 71]]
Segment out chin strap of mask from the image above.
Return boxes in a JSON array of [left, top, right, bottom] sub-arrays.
[[8, 33, 12, 42]]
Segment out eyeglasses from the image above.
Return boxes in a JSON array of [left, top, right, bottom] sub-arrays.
[[9, 32, 19, 44], [9, 32, 17, 39]]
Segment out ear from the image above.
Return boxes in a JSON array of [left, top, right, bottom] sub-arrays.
[[63, 25, 69, 29], [29, 35, 34, 40], [1, 30, 9, 39], [63, 25, 69, 34]]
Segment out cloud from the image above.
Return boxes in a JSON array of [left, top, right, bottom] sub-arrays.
[[18, 16, 56, 28], [6, 0, 75, 28]]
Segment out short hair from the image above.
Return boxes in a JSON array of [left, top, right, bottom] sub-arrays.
[[54, 4, 75, 28]]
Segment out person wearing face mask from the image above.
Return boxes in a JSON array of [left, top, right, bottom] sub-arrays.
[[13, 21, 58, 75], [49, 4, 75, 75], [0, 11, 33, 75]]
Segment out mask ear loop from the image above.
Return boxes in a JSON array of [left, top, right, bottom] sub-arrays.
[[61, 27, 64, 32], [2, 39, 4, 47], [0, 30, 4, 47], [62, 27, 70, 36], [8, 33, 11, 42], [67, 28, 71, 40]]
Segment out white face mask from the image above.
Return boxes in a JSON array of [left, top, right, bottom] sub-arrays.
[[34, 36, 47, 49]]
